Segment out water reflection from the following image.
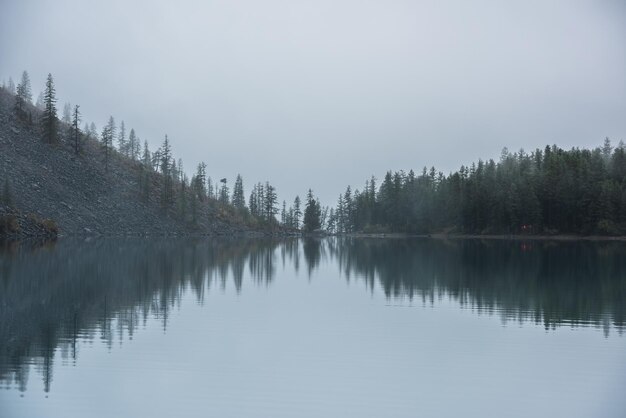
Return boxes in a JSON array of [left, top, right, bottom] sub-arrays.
[[0, 237, 624, 393], [326, 238, 626, 331]]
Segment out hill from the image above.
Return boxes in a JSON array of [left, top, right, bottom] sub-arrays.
[[0, 88, 266, 237]]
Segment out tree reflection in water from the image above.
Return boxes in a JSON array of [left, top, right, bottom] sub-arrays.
[[0, 237, 624, 392]]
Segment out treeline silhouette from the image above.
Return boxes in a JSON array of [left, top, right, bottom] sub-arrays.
[[326, 141, 626, 235], [1, 237, 624, 392]]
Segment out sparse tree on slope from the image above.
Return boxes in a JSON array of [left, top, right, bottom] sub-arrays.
[[219, 178, 230, 206], [232, 174, 246, 211], [160, 135, 174, 206], [7, 77, 15, 94], [62, 102, 72, 124], [128, 128, 139, 160], [35, 91, 44, 110], [117, 121, 127, 155], [193, 163, 207, 200], [142, 140, 151, 168], [72, 105, 81, 154], [14, 71, 32, 120], [19, 71, 32, 103], [41, 73, 58, 143], [101, 116, 116, 170]]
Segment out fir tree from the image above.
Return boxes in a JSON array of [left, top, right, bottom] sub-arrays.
[[128, 128, 139, 160], [101, 116, 116, 170], [117, 120, 127, 155], [72, 105, 81, 154], [41, 73, 58, 143], [303, 189, 321, 232], [293, 195, 302, 229], [232, 174, 246, 210]]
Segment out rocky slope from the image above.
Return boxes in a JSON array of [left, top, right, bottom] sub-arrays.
[[0, 88, 264, 236]]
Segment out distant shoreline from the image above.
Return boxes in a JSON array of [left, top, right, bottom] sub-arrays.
[[339, 232, 626, 242]]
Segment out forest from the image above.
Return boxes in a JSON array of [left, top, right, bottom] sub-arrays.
[[3, 71, 626, 236], [322, 140, 626, 235]]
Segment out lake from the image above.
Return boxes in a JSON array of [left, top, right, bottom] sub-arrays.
[[1, 237, 625, 417]]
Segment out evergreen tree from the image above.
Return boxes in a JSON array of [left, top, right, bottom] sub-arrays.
[[7, 77, 15, 94], [72, 105, 81, 154], [41, 74, 58, 143], [193, 163, 207, 200], [249, 186, 258, 217], [179, 175, 188, 220], [14, 81, 26, 119], [293, 195, 302, 229], [160, 135, 173, 206], [62, 102, 72, 124], [19, 71, 32, 103], [89, 122, 98, 140], [303, 189, 321, 232], [207, 176, 214, 200], [101, 116, 116, 170], [117, 120, 127, 155], [142, 140, 151, 168], [264, 182, 278, 222], [219, 179, 230, 206], [232, 174, 246, 210], [128, 128, 140, 160], [281, 200, 287, 225], [35, 91, 44, 110]]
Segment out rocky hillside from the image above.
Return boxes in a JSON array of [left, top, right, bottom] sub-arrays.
[[0, 88, 264, 236]]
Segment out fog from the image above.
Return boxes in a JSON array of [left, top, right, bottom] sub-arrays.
[[1, 0, 625, 204]]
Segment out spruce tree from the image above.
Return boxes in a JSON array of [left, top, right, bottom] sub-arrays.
[[232, 174, 246, 210], [194, 163, 207, 200], [293, 195, 302, 229], [142, 140, 151, 168], [264, 182, 278, 222], [19, 71, 32, 103], [14, 82, 26, 118], [128, 128, 139, 160], [117, 121, 127, 155], [160, 135, 173, 206], [41, 73, 58, 143], [101, 116, 116, 170], [62, 102, 72, 124], [7, 77, 15, 94], [303, 189, 321, 232], [35, 91, 44, 110], [72, 105, 81, 154]]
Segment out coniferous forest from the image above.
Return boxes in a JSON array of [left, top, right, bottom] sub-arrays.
[[322, 141, 626, 236]]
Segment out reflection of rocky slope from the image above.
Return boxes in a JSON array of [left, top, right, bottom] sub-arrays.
[[0, 238, 288, 391]]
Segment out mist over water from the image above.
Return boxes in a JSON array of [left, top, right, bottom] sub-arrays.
[[1, 237, 625, 417]]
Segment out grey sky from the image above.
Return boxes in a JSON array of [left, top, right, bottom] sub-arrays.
[[1, 0, 625, 205]]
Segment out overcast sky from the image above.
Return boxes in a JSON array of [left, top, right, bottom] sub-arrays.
[[1, 0, 625, 205]]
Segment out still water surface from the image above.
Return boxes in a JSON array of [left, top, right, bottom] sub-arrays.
[[1, 237, 625, 417]]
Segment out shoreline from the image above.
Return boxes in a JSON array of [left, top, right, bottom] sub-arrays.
[[3, 230, 626, 242], [341, 232, 626, 241]]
